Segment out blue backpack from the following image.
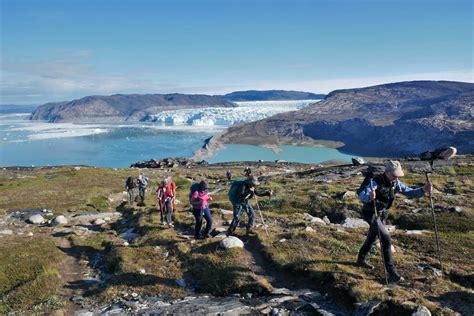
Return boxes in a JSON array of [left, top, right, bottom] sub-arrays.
[[228, 178, 246, 204]]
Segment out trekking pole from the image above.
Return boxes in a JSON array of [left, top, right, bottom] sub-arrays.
[[254, 195, 269, 237], [370, 181, 389, 286], [425, 171, 444, 274]]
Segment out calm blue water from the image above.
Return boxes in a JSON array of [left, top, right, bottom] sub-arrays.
[[0, 113, 355, 167], [208, 144, 353, 164]]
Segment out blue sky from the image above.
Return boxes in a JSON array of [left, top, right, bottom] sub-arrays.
[[0, 0, 472, 104]]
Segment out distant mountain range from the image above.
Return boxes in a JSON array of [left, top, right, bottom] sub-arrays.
[[216, 81, 474, 156], [29, 90, 322, 123], [221, 90, 325, 101]]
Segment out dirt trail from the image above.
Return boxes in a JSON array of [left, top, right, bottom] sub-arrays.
[[55, 237, 86, 314]]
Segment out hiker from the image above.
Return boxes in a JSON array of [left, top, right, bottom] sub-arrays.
[[356, 160, 432, 284], [137, 173, 149, 205], [156, 180, 166, 224], [125, 176, 136, 205], [226, 170, 233, 181], [190, 180, 213, 239], [244, 167, 252, 177], [227, 175, 272, 235], [162, 177, 176, 227]]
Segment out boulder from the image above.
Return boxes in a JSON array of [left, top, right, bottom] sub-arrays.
[[342, 218, 369, 229], [27, 214, 45, 224], [305, 226, 315, 232], [220, 236, 244, 249], [0, 229, 13, 235], [53, 215, 68, 225], [94, 218, 106, 225], [352, 157, 365, 166], [412, 305, 431, 316]]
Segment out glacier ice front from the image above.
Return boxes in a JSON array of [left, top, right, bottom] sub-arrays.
[[146, 100, 319, 127]]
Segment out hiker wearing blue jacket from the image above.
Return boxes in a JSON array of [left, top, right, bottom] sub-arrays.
[[227, 175, 272, 235], [356, 160, 432, 284]]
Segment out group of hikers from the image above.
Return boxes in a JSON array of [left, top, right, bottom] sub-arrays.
[[124, 146, 456, 284]]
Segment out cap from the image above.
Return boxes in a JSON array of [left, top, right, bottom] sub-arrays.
[[385, 160, 404, 177]]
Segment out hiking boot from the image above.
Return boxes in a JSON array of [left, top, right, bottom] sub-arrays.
[[356, 258, 374, 270], [388, 271, 404, 284]]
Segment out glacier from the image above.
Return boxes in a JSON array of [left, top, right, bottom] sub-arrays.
[[146, 100, 319, 126]]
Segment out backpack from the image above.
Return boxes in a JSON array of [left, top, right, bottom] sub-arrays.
[[356, 165, 385, 195], [189, 182, 202, 207], [228, 178, 246, 204]]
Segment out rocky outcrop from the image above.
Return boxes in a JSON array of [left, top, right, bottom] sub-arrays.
[[217, 81, 474, 156], [130, 157, 207, 168], [221, 90, 325, 101], [30, 93, 237, 123]]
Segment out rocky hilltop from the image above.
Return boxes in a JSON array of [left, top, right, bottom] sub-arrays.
[[30, 94, 237, 123], [217, 81, 474, 157], [221, 90, 325, 101]]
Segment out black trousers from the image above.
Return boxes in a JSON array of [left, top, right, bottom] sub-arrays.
[[358, 208, 396, 274]]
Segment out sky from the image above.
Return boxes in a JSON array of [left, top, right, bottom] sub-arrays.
[[0, 0, 472, 104]]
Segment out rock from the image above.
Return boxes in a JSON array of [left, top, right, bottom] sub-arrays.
[[220, 236, 244, 249], [27, 232, 34, 236], [452, 206, 464, 213], [386, 225, 397, 233], [53, 215, 68, 225], [123, 241, 129, 246], [353, 300, 382, 316], [104, 216, 112, 221], [341, 218, 369, 229], [341, 191, 356, 200], [417, 264, 443, 277], [139, 269, 146, 274], [27, 214, 45, 224], [74, 310, 93, 316], [278, 238, 287, 243], [323, 216, 331, 224], [352, 157, 365, 166], [0, 229, 13, 235], [175, 279, 186, 287], [305, 226, 315, 232], [94, 218, 106, 225], [220, 209, 234, 217], [405, 230, 426, 235], [271, 288, 292, 295], [412, 305, 431, 316]]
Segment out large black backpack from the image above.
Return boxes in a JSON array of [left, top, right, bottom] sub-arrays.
[[356, 165, 385, 195]]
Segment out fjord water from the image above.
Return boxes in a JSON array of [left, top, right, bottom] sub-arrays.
[[0, 101, 354, 167]]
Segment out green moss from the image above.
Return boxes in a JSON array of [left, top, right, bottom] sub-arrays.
[[0, 237, 64, 312]]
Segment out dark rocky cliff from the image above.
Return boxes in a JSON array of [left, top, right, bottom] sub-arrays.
[[218, 81, 474, 156]]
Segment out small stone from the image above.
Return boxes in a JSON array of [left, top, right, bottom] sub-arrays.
[[278, 238, 287, 243], [161, 251, 169, 258], [104, 216, 112, 221], [453, 206, 463, 213], [131, 292, 139, 298], [342, 191, 356, 200], [53, 215, 68, 225], [27, 232, 34, 236], [94, 218, 106, 225], [220, 209, 234, 216], [175, 279, 186, 287], [245, 293, 253, 299], [412, 305, 431, 316], [342, 218, 369, 229], [0, 229, 13, 235], [405, 230, 426, 235], [220, 236, 244, 249], [271, 288, 292, 295], [139, 269, 146, 274], [74, 310, 92, 316], [323, 216, 331, 224], [28, 214, 45, 224], [305, 226, 315, 232], [123, 241, 129, 246]]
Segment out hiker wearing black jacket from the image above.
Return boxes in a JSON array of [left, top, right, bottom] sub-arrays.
[[227, 176, 271, 235], [357, 160, 432, 284]]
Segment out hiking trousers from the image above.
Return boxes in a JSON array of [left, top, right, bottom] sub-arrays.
[[138, 187, 146, 203], [358, 215, 396, 274], [127, 189, 135, 204], [164, 199, 173, 225], [193, 207, 213, 239], [228, 203, 255, 233]]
